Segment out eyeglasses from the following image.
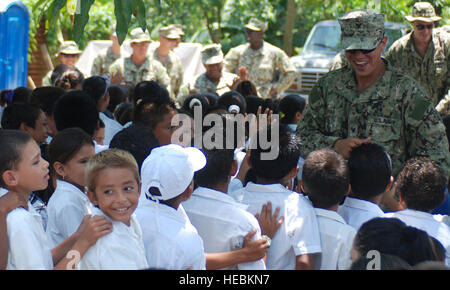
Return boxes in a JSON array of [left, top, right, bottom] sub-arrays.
[[346, 47, 377, 55], [415, 24, 434, 30], [60, 54, 79, 58]]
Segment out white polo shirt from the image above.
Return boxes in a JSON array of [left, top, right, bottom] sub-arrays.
[[99, 112, 124, 146], [46, 180, 94, 248], [0, 189, 54, 270], [78, 207, 148, 270], [135, 198, 206, 270], [183, 186, 266, 270], [313, 208, 356, 270], [337, 197, 385, 230], [230, 182, 321, 270], [384, 209, 450, 266]]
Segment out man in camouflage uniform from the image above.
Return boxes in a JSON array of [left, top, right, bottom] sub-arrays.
[[109, 28, 170, 91], [297, 10, 450, 178], [42, 41, 83, 86], [91, 26, 121, 76], [152, 26, 184, 100], [385, 2, 449, 110], [223, 18, 295, 99], [193, 44, 238, 96]]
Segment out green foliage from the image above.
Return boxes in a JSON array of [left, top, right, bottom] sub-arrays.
[[24, 0, 449, 62]]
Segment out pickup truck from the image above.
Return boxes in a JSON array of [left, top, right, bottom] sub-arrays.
[[287, 20, 409, 98]]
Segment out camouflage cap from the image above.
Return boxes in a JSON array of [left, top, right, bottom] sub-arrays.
[[159, 25, 181, 39], [405, 2, 441, 23], [244, 18, 268, 32], [339, 10, 385, 50], [201, 44, 223, 65], [170, 24, 185, 36], [129, 28, 152, 44], [58, 41, 82, 55]]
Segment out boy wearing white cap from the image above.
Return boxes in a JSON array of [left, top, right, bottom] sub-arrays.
[[135, 144, 207, 270]]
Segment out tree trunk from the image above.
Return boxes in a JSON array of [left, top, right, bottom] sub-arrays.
[[283, 0, 297, 56]]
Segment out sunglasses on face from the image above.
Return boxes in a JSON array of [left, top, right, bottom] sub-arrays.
[[415, 24, 434, 30], [346, 47, 377, 55], [61, 54, 79, 58]]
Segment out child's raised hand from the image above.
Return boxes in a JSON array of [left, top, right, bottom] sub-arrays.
[[0, 191, 28, 215], [255, 201, 284, 239], [76, 215, 113, 247]]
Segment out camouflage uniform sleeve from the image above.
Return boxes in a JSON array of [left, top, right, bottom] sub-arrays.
[[405, 85, 450, 176], [434, 34, 450, 115], [91, 54, 103, 76], [272, 50, 296, 95], [154, 60, 172, 97], [223, 47, 241, 74], [296, 79, 341, 159]]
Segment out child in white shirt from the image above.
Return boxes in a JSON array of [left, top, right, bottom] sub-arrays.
[[135, 144, 207, 270], [230, 125, 321, 270], [0, 130, 112, 270], [46, 128, 96, 247], [337, 143, 394, 230], [300, 148, 356, 270], [384, 157, 450, 266], [80, 148, 148, 270], [183, 143, 266, 270]]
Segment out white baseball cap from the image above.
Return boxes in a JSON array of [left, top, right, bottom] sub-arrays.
[[141, 144, 207, 201]]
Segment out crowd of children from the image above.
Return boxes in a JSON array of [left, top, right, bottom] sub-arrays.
[[0, 76, 449, 270]]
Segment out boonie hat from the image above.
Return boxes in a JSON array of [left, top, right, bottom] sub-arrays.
[[159, 26, 181, 39], [170, 24, 185, 36], [245, 18, 268, 32], [405, 2, 441, 23], [201, 44, 224, 65], [339, 10, 385, 50], [129, 28, 152, 44], [58, 41, 82, 55], [141, 144, 206, 201]]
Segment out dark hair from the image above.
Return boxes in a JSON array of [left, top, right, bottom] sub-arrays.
[[218, 91, 247, 114], [30, 86, 66, 117], [114, 102, 133, 126], [0, 89, 13, 106], [182, 94, 213, 117], [195, 115, 236, 187], [250, 124, 300, 181], [1, 102, 43, 130], [109, 124, 160, 171], [12, 87, 32, 103], [278, 94, 306, 124], [107, 84, 128, 113], [48, 128, 94, 176], [349, 253, 412, 270], [50, 64, 71, 85], [396, 157, 447, 212], [0, 130, 33, 188], [302, 148, 349, 208], [245, 95, 264, 115], [133, 80, 171, 107], [133, 97, 176, 130], [233, 80, 258, 98], [354, 218, 445, 266], [53, 90, 99, 137], [54, 67, 85, 90], [348, 143, 392, 199], [82, 75, 108, 104]]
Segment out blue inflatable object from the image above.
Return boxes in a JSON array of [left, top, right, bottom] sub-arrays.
[[0, 1, 29, 90]]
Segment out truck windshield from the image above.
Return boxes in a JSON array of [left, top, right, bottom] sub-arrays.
[[303, 25, 341, 54]]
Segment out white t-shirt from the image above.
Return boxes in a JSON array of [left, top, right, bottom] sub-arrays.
[[230, 182, 321, 270], [384, 209, 450, 266], [99, 112, 123, 146], [337, 197, 385, 230], [183, 186, 266, 270], [135, 198, 206, 270], [0, 190, 54, 270], [313, 208, 356, 270], [78, 207, 148, 270], [46, 180, 94, 248]]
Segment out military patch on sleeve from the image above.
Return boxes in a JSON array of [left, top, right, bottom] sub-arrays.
[[409, 96, 432, 121]]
